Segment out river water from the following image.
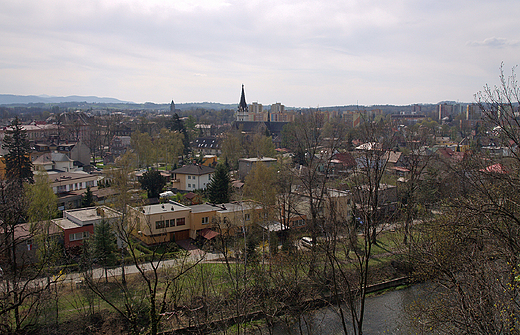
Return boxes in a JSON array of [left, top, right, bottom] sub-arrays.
[[272, 284, 429, 335]]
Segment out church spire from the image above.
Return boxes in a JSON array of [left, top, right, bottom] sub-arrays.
[[238, 84, 248, 114]]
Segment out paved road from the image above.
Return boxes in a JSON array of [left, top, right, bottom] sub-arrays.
[[12, 245, 223, 289], [69, 249, 221, 283]]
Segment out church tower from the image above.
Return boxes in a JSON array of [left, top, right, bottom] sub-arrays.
[[236, 85, 249, 121]]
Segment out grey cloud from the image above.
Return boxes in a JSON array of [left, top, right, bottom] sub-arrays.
[[1, 0, 519, 106], [468, 37, 520, 48]]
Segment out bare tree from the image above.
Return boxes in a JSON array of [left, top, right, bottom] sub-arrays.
[[323, 117, 397, 335], [396, 124, 434, 245], [283, 113, 345, 250], [84, 153, 202, 335], [408, 66, 520, 334]]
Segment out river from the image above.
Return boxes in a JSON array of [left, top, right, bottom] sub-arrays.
[[272, 284, 429, 335]]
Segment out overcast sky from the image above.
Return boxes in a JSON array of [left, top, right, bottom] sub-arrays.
[[1, 0, 519, 107]]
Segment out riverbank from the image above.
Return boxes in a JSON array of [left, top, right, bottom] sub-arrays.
[[166, 276, 411, 334]]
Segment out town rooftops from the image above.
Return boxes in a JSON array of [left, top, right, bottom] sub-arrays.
[[33, 152, 73, 164], [63, 206, 120, 226], [383, 151, 402, 164], [216, 201, 257, 214], [0, 222, 59, 239], [53, 218, 81, 230], [238, 157, 277, 163], [172, 164, 215, 175], [190, 203, 221, 214], [194, 137, 220, 149], [140, 202, 190, 215], [47, 171, 99, 183]]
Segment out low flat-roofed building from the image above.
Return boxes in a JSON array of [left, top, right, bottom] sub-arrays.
[[53, 206, 121, 249], [189, 203, 220, 239], [130, 202, 192, 245]]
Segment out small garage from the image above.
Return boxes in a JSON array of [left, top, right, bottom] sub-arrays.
[[174, 230, 190, 241]]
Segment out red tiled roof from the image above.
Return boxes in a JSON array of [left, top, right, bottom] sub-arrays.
[[199, 228, 219, 240], [480, 163, 508, 174]]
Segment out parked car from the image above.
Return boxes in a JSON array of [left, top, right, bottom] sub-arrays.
[[300, 236, 314, 248]]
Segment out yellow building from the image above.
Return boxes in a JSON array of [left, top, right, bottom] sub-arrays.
[[130, 201, 266, 245], [189, 203, 219, 239], [130, 202, 192, 245]]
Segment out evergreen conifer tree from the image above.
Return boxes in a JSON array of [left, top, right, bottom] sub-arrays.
[[93, 219, 117, 282], [2, 117, 33, 185], [81, 186, 95, 207], [207, 163, 230, 204], [138, 169, 166, 199]]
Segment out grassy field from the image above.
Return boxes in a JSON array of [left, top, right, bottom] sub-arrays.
[[23, 228, 408, 334]]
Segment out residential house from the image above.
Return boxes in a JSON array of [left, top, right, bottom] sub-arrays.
[[33, 152, 75, 172], [110, 135, 132, 156], [0, 222, 62, 267], [53, 206, 121, 249], [130, 200, 266, 245], [238, 157, 277, 181], [189, 203, 220, 240], [330, 152, 357, 175], [195, 124, 212, 137], [213, 201, 264, 235], [171, 164, 215, 191], [193, 137, 221, 155], [55, 141, 91, 167], [47, 171, 101, 210], [0, 123, 60, 143], [130, 202, 192, 245], [383, 151, 403, 169], [290, 187, 351, 228]]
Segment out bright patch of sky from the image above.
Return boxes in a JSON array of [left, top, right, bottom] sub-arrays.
[[1, 0, 519, 107]]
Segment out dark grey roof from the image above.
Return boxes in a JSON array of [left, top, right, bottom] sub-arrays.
[[238, 85, 248, 113], [172, 164, 215, 175], [194, 137, 220, 149]]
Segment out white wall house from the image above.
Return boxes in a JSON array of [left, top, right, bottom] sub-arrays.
[[171, 164, 215, 191]]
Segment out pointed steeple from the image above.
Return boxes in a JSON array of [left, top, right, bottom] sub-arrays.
[[238, 84, 248, 113]]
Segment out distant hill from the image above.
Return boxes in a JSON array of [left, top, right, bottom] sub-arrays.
[[0, 94, 456, 113], [0, 95, 240, 110], [0, 94, 131, 105]]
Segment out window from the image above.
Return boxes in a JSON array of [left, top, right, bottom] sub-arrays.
[[165, 220, 170, 228], [188, 176, 191, 180], [155, 220, 165, 229], [176, 218, 186, 226], [295, 219, 306, 226], [202, 217, 209, 224], [70, 231, 89, 242], [187, 184, 191, 188]]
